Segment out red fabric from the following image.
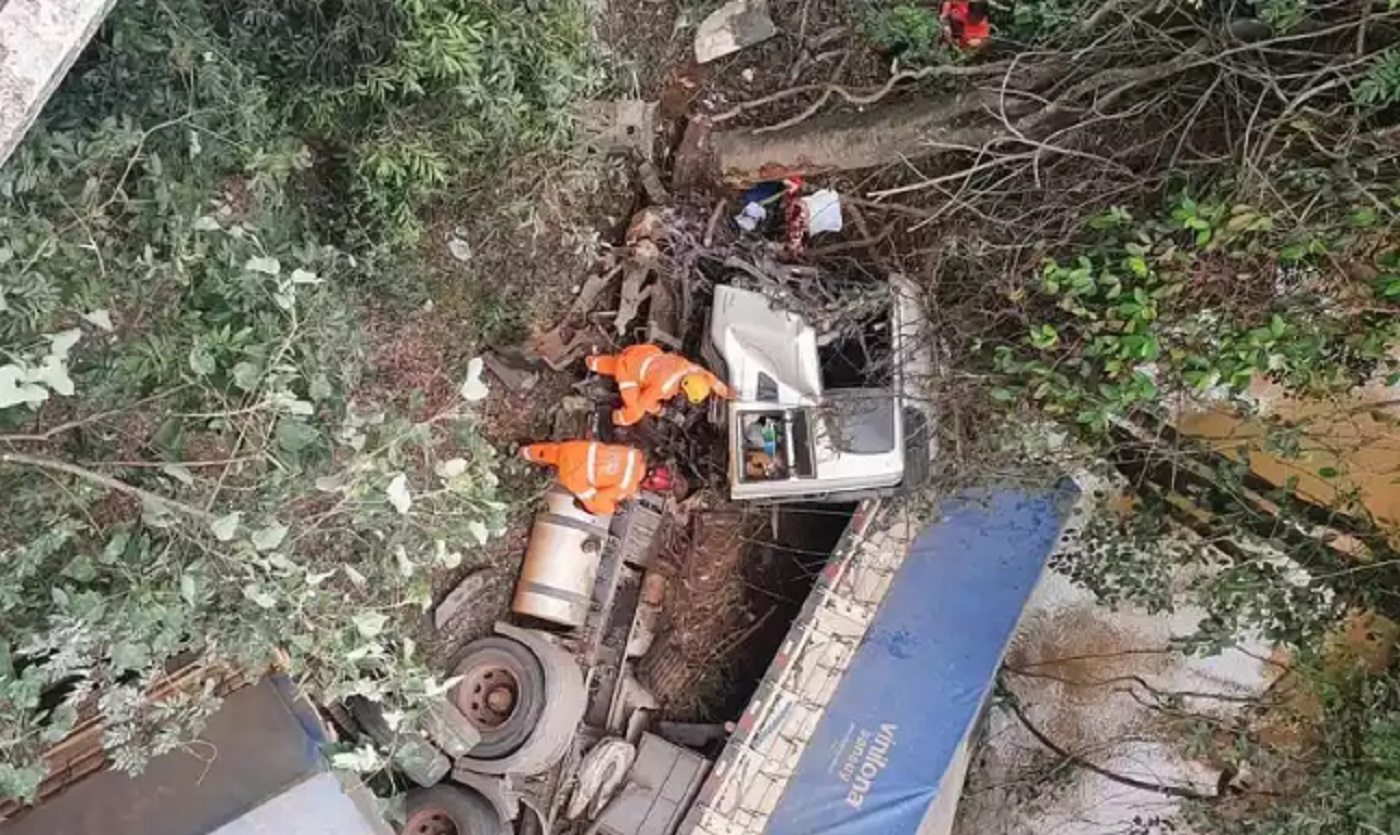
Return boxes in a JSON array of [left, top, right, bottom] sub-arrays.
[[941, 1, 990, 48]]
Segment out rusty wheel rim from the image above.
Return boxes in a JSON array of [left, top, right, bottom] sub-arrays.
[[454, 660, 520, 730], [403, 809, 457, 835]]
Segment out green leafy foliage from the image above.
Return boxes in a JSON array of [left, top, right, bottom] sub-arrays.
[[1254, 0, 1307, 33], [991, 0, 1084, 42], [991, 185, 1400, 432], [866, 4, 953, 65], [0, 0, 570, 799], [1192, 663, 1400, 835], [218, 0, 601, 245], [1355, 47, 1400, 107]]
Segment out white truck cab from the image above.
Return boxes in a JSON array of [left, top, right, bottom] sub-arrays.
[[708, 277, 931, 502]]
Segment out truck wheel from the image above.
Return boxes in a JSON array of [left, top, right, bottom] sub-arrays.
[[401, 785, 505, 835], [449, 636, 546, 760]]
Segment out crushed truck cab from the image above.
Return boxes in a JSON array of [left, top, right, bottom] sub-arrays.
[[708, 278, 931, 502]]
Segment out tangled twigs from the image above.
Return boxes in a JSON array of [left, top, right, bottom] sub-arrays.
[[710, 59, 1015, 128], [1004, 695, 1218, 801]]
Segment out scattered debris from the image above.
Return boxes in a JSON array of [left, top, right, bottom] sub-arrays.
[[480, 351, 539, 394], [637, 160, 670, 205], [801, 188, 843, 235], [445, 228, 473, 263], [589, 734, 710, 835], [348, 696, 451, 788], [550, 393, 596, 439], [645, 277, 682, 351], [614, 492, 667, 569], [615, 239, 660, 337], [420, 700, 483, 759], [694, 0, 778, 64], [434, 567, 495, 632], [625, 207, 667, 245], [654, 721, 730, 750], [734, 201, 766, 232], [580, 100, 659, 160], [567, 738, 637, 820]]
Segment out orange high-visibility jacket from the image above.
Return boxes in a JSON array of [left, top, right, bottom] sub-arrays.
[[586, 344, 730, 426], [520, 441, 646, 516]]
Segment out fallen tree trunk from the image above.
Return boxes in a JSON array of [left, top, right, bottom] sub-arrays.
[[672, 13, 1391, 189], [675, 90, 1017, 187]]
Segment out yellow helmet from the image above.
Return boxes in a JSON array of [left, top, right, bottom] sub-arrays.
[[681, 373, 712, 404]]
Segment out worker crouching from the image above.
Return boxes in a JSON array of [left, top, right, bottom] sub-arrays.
[[586, 344, 731, 426], [519, 440, 646, 516]]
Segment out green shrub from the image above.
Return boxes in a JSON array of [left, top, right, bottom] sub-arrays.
[[0, 0, 576, 798]]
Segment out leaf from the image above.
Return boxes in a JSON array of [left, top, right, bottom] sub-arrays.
[[209, 511, 241, 542], [459, 356, 489, 402], [110, 641, 150, 673], [394, 545, 414, 578], [161, 463, 195, 486], [343, 565, 368, 587], [308, 374, 333, 402], [353, 611, 389, 638], [1318, 466, 1340, 479], [48, 329, 82, 358], [82, 309, 115, 332], [180, 573, 198, 606], [27, 354, 76, 396], [0, 364, 49, 408], [189, 345, 217, 377], [330, 745, 384, 773], [435, 540, 462, 569], [51, 586, 70, 607], [275, 418, 321, 456], [468, 520, 489, 545], [244, 255, 281, 275], [242, 583, 278, 609], [436, 457, 468, 479], [386, 474, 412, 514], [232, 361, 261, 392], [289, 268, 322, 285], [251, 521, 289, 552], [191, 215, 222, 231], [0, 764, 45, 801]]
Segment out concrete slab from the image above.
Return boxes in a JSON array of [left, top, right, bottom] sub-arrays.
[[0, 0, 119, 167]]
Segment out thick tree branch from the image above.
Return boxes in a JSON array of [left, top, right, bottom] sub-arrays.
[[0, 451, 217, 523]]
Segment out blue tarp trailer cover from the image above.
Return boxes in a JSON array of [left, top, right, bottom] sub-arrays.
[[763, 486, 1077, 835]]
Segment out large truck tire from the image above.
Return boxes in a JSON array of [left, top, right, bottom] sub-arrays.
[[401, 784, 507, 835], [455, 624, 586, 776], [448, 636, 547, 760]]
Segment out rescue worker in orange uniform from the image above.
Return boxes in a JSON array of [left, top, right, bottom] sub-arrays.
[[519, 440, 646, 516], [585, 344, 731, 426]]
